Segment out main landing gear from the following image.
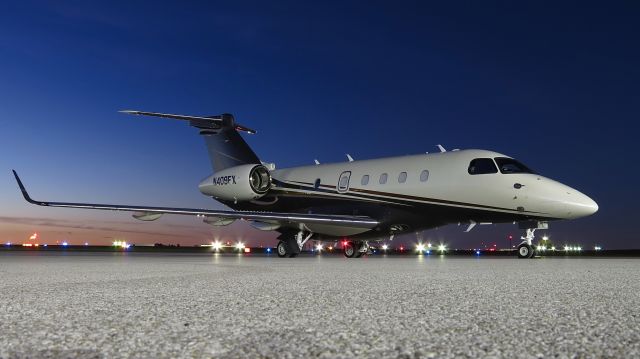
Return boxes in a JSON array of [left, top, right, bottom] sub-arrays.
[[277, 230, 313, 258], [343, 241, 369, 258]]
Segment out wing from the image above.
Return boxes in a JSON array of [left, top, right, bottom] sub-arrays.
[[12, 171, 378, 230]]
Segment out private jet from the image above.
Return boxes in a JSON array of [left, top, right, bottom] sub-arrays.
[[12, 111, 598, 258]]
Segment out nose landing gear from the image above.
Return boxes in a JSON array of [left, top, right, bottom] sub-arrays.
[[516, 221, 549, 259], [516, 228, 537, 258]]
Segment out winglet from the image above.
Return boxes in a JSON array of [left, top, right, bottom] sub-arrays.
[[12, 170, 40, 205]]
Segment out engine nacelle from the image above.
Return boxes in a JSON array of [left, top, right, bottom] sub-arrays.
[[198, 164, 271, 202]]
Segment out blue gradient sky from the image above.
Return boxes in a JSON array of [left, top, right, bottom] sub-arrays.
[[1, 1, 638, 248]]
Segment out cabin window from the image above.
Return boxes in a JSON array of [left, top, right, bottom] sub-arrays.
[[398, 172, 407, 183], [361, 175, 369, 185], [420, 170, 429, 182], [379, 173, 388, 184], [494, 157, 536, 174], [468, 158, 498, 175], [314, 178, 321, 189]]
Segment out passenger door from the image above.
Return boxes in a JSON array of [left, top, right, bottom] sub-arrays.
[[337, 171, 351, 193]]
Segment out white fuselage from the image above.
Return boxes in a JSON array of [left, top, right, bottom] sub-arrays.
[[199, 149, 598, 239], [271, 149, 596, 220]]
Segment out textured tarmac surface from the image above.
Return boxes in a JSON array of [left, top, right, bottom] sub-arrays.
[[1, 252, 639, 358]]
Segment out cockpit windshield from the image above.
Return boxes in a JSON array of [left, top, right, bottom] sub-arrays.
[[494, 157, 535, 174]]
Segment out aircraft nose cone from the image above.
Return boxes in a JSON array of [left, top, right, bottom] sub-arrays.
[[568, 191, 598, 218]]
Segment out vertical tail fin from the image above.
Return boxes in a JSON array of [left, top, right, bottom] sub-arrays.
[[120, 111, 261, 172], [199, 114, 260, 172]]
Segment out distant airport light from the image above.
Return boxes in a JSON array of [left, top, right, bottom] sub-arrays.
[[235, 242, 245, 250], [427, 243, 432, 248], [438, 245, 446, 252], [476, 250, 481, 255], [381, 244, 389, 251], [551, 246, 556, 251], [112, 240, 130, 249], [328, 246, 333, 251], [399, 246, 404, 251], [62, 242, 68, 246], [315, 244, 323, 252], [425, 250, 431, 255], [29, 233, 38, 240], [266, 248, 272, 253], [244, 247, 250, 253], [594, 246, 602, 251], [542, 235, 549, 241], [577, 247, 582, 251], [43, 244, 48, 247], [564, 246, 570, 251], [211, 241, 223, 251], [5, 242, 11, 246], [416, 243, 425, 252], [23, 243, 33, 247], [539, 246, 546, 251]]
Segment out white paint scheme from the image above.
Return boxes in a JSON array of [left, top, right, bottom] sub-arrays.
[[269, 150, 597, 220]]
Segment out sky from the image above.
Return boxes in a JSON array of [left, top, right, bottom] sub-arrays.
[[0, 1, 638, 248]]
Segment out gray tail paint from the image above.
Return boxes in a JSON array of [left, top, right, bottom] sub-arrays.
[[198, 114, 261, 173]]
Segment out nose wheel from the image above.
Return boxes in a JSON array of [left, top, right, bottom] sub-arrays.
[[517, 243, 535, 258]]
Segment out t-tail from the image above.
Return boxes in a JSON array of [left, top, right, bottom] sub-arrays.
[[120, 110, 260, 172]]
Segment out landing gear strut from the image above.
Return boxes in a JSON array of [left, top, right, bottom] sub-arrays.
[[343, 241, 369, 258]]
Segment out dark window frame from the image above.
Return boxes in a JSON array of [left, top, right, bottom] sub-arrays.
[[468, 158, 498, 175], [494, 157, 536, 174]]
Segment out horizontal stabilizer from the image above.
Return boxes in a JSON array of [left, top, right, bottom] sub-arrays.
[[120, 110, 256, 134]]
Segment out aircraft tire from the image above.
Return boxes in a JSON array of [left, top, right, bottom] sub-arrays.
[[285, 238, 301, 258], [344, 242, 356, 258], [517, 243, 533, 259], [276, 241, 288, 258]]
